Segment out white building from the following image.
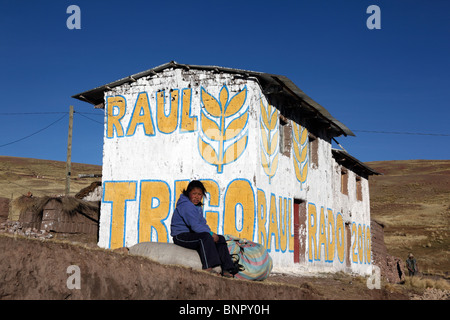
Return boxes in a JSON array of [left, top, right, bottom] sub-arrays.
[[73, 61, 379, 275]]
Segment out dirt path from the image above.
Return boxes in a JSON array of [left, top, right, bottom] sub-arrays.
[[0, 234, 414, 300]]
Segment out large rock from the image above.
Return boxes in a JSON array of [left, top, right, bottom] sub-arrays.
[[128, 242, 205, 270]]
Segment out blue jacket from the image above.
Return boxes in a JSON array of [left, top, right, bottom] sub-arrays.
[[170, 194, 211, 236]]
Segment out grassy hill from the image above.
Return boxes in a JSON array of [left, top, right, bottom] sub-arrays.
[[1, 156, 448, 277], [0, 156, 101, 199], [367, 160, 450, 276]]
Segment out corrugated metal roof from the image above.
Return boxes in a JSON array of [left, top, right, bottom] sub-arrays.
[[72, 61, 355, 137]]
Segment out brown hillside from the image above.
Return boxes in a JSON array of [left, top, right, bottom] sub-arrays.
[[367, 160, 450, 276], [0, 156, 101, 199]]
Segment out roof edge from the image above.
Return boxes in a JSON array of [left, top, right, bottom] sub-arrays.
[[332, 148, 382, 176], [72, 61, 354, 137]]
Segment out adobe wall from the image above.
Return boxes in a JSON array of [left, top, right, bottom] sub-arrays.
[[371, 220, 405, 283], [10, 196, 99, 235], [0, 197, 10, 224]]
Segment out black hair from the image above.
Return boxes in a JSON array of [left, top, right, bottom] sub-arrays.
[[182, 180, 207, 198]]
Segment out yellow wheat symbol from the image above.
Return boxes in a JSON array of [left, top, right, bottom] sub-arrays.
[[199, 85, 248, 173], [260, 99, 279, 183], [292, 122, 308, 188]]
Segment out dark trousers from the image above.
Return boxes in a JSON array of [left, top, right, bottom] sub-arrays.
[[173, 232, 234, 272]]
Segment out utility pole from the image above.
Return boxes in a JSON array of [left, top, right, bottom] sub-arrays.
[[65, 105, 74, 196]]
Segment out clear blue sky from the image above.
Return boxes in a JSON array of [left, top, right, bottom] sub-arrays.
[[1, 0, 449, 166]]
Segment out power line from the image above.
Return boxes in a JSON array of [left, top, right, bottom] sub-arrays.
[[353, 130, 450, 137], [75, 112, 103, 124], [0, 111, 102, 116], [0, 112, 68, 115], [0, 114, 68, 148], [76, 112, 103, 116]]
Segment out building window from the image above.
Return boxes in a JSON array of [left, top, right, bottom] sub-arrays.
[[308, 132, 318, 168], [356, 176, 363, 201], [341, 168, 348, 195], [279, 115, 292, 157]]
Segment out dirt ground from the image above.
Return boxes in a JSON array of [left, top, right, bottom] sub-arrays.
[[0, 233, 430, 301]]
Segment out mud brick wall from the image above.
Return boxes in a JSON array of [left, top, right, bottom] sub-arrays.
[[371, 220, 387, 264], [41, 199, 98, 234], [371, 220, 404, 283], [19, 208, 42, 230], [0, 197, 10, 223]]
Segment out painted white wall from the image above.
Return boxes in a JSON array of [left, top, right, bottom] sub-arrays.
[[98, 68, 373, 275]]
